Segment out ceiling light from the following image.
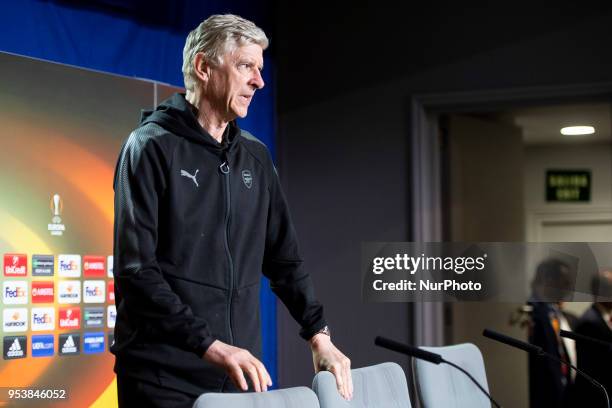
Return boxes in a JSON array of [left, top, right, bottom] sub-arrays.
[[560, 126, 595, 135]]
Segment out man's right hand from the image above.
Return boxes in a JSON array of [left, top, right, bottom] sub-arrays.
[[203, 340, 272, 392]]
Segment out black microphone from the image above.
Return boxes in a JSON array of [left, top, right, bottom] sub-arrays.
[[374, 336, 502, 408], [483, 329, 610, 408], [374, 336, 442, 364], [560, 329, 612, 352], [482, 329, 543, 355]]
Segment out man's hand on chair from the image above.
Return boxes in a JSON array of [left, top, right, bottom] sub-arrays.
[[310, 334, 353, 400], [204, 340, 272, 392]]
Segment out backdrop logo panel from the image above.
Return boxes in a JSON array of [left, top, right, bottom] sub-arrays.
[[106, 305, 116, 329], [83, 333, 105, 354], [4, 336, 27, 359], [32, 281, 54, 303], [59, 334, 80, 355], [58, 307, 81, 330], [32, 254, 54, 276], [3, 308, 28, 332], [32, 335, 54, 357], [31, 307, 55, 331], [58, 281, 81, 304], [3, 280, 28, 304], [3, 254, 27, 276], [83, 307, 104, 328], [83, 280, 105, 303], [58, 254, 81, 278], [83, 255, 105, 277]]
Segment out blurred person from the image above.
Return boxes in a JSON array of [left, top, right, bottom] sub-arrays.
[[528, 258, 576, 408], [572, 270, 612, 408], [111, 14, 352, 408]]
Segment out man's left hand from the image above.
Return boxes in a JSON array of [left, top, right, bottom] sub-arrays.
[[310, 334, 353, 400]]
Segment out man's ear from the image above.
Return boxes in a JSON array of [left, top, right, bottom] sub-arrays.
[[193, 52, 211, 83]]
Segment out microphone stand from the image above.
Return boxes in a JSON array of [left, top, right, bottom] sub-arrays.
[[483, 329, 610, 408], [544, 351, 610, 408], [443, 359, 501, 408]]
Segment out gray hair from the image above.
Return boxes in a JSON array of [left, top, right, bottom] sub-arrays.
[[182, 14, 269, 92]]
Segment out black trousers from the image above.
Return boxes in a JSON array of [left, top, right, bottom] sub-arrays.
[[116, 374, 197, 408]]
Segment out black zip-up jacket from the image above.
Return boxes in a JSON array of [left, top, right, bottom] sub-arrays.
[[111, 93, 326, 395]]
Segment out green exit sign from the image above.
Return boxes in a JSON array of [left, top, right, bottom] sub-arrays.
[[546, 170, 591, 202]]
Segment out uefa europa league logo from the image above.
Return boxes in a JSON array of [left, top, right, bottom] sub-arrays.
[[51, 194, 62, 224], [48, 193, 66, 236]]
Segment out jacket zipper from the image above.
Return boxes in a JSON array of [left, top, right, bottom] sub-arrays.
[[219, 157, 234, 345]]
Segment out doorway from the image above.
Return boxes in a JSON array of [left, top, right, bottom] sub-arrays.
[[410, 85, 612, 408]]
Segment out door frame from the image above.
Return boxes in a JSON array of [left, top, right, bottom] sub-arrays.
[[408, 81, 612, 346], [528, 207, 612, 241]]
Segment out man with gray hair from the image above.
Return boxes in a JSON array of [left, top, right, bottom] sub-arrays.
[[112, 14, 352, 407]]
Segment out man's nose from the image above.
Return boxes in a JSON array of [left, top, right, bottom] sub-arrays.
[[250, 69, 265, 90]]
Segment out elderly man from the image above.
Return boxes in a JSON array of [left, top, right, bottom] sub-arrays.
[[112, 14, 352, 408]]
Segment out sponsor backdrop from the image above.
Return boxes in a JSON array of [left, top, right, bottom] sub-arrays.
[[0, 51, 206, 407], [0, 51, 156, 407]]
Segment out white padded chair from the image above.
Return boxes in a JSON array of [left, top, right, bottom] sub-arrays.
[[312, 362, 412, 408], [413, 343, 491, 408], [193, 386, 320, 408]]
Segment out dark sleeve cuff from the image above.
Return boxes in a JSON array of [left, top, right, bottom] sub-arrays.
[[299, 318, 328, 341], [190, 334, 216, 358]]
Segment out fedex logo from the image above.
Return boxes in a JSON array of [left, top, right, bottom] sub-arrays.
[[32, 281, 54, 303], [3, 308, 27, 332], [3, 281, 28, 305], [83, 280, 105, 304], [107, 281, 115, 303], [107, 255, 113, 278], [107, 305, 116, 328], [85, 287, 102, 297], [58, 254, 81, 278], [83, 255, 105, 277], [58, 307, 81, 329], [31, 307, 55, 331], [4, 254, 27, 276], [58, 281, 81, 304]]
